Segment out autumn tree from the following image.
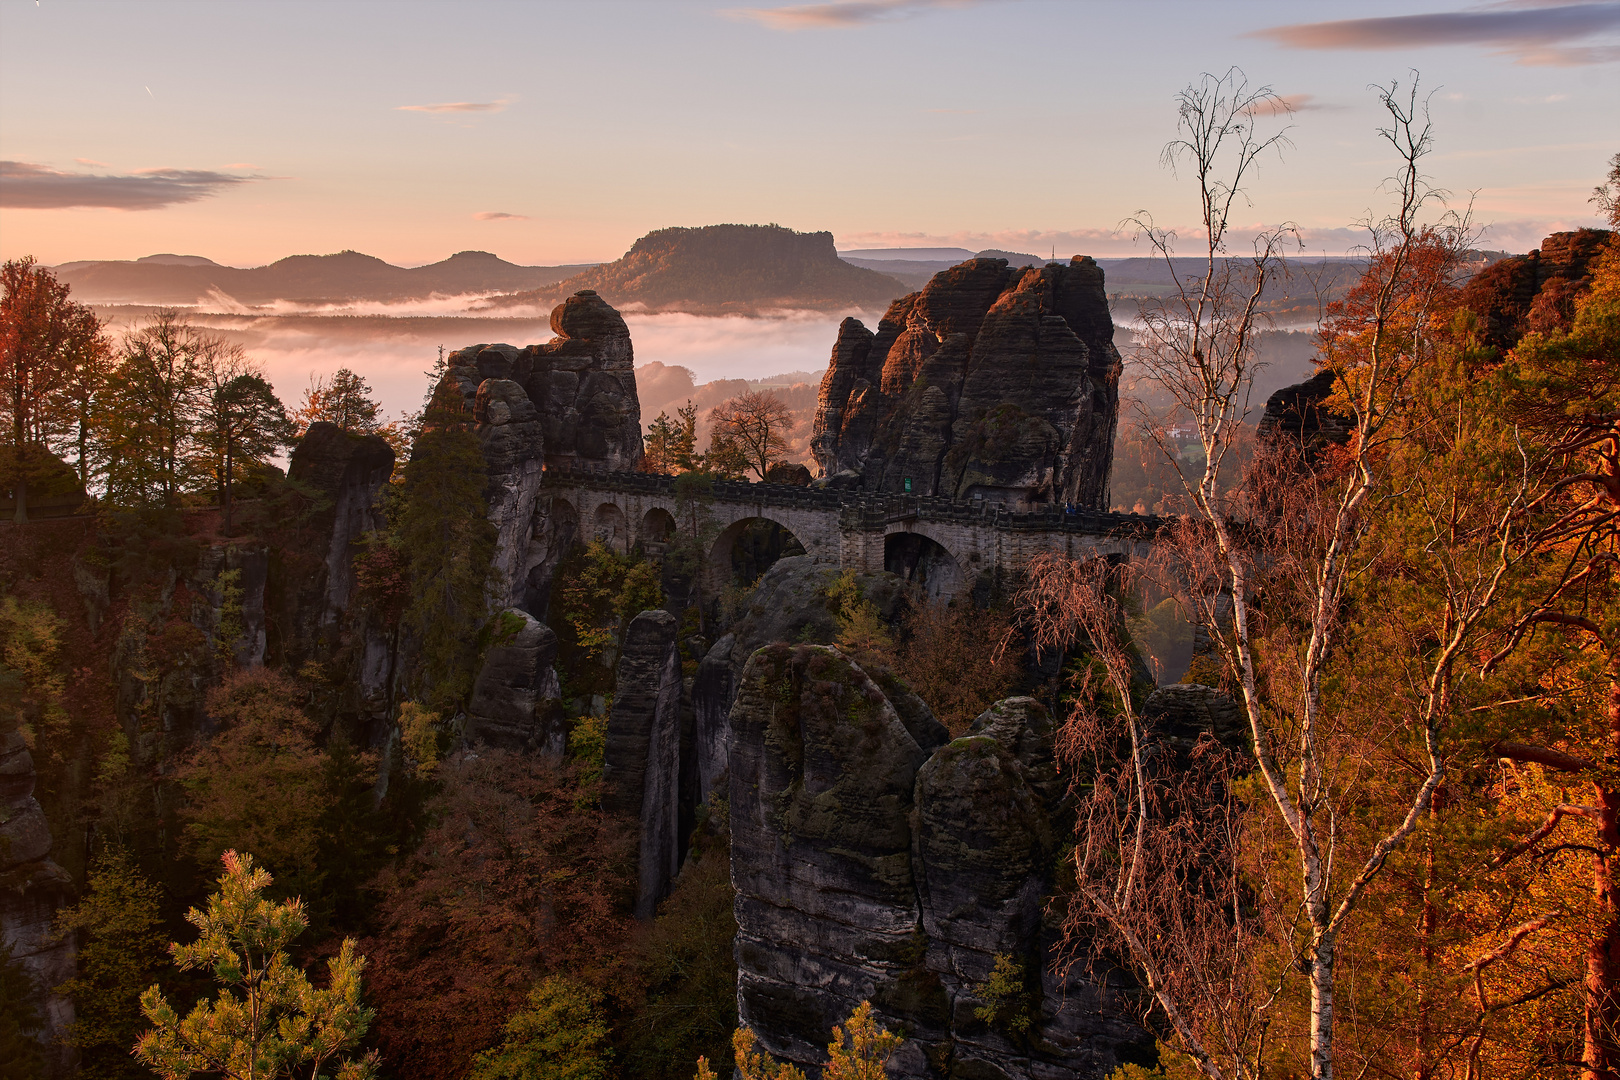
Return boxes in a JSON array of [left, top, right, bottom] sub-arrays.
[[360, 750, 634, 1076], [708, 390, 795, 481], [193, 346, 294, 533], [1, 256, 104, 520], [294, 368, 381, 435], [136, 850, 378, 1080], [100, 312, 217, 506], [1484, 228, 1620, 1078], [897, 600, 1019, 735], [1106, 71, 1538, 1080], [1008, 554, 1262, 1079], [467, 976, 613, 1080], [712, 1002, 898, 1080], [59, 314, 115, 491], [53, 849, 168, 1079], [1592, 151, 1620, 228], [176, 669, 337, 899]]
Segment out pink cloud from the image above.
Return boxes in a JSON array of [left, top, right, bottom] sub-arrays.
[[473, 211, 529, 221], [397, 99, 510, 113], [726, 0, 983, 30], [0, 160, 260, 210], [1249, 3, 1620, 66]]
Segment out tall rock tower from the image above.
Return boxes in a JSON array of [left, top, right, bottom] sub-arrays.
[[811, 257, 1120, 509]]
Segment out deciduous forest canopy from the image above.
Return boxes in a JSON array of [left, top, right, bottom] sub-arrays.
[[1, 66, 1618, 1080]]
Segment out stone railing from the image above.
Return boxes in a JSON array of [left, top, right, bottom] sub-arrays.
[[541, 466, 1165, 537]]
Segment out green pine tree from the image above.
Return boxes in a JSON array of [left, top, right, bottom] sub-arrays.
[[135, 850, 378, 1080], [396, 380, 495, 710]]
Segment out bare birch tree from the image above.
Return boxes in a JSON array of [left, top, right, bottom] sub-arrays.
[[1098, 71, 1532, 1080], [1012, 552, 1266, 1080]]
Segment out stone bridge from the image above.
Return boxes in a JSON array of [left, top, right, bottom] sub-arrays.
[[535, 467, 1162, 602]]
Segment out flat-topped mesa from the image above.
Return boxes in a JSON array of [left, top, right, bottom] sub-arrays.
[[430, 290, 644, 610], [811, 256, 1121, 510]]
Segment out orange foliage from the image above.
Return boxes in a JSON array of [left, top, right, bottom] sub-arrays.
[[360, 749, 636, 1078]]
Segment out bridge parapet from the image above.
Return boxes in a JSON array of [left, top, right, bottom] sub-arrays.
[[541, 467, 1166, 538], [540, 465, 848, 512]]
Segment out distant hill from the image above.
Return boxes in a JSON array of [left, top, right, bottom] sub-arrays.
[[836, 246, 977, 261], [51, 250, 593, 307], [483, 225, 908, 315]]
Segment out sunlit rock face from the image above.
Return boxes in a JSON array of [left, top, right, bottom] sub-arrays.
[[433, 290, 645, 611], [727, 647, 1152, 1080], [811, 258, 1121, 509]]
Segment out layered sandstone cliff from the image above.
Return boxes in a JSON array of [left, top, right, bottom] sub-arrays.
[[728, 645, 1153, 1079], [433, 290, 644, 610], [811, 257, 1121, 508]]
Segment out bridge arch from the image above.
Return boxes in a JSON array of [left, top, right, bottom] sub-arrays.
[[591, 501, 630, 554], [710, 515, 807, 588], [639, 507, 676, 550], [883, 524, 967, 601]]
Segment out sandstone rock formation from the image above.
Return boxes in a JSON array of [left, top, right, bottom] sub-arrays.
[[1259, 230, 1616, 456], [1458, 228, 1613, 350], [0, 730, 77, 1073], [729, 650, 1149, 1078], [692, 556, 908, 801], [434, 291, 644, 611], [602, 609, 684, 918], [285, 421, 396, 635], [1254, 368, 1352, 453], [811, 257, 1122, 509], [465, 609, 564, 755]]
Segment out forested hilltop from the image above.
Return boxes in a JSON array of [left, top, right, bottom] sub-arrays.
[[3, 85, 1620, 1080]]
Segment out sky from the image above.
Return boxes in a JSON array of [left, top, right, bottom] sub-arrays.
[[1, 0, 1617, 268]]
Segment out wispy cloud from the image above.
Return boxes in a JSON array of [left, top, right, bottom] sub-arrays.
[[74, 156, 109, 167], [1248, 93, 1342, 116], [397, 99, 510, 113], [0, 161, 260, 210], [473, 211, 528, 221], [226, 162, 262, 169], [1249, 2, 1620, 66], [725, 0, 983, 30]]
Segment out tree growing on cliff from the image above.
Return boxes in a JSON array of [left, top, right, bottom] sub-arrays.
[[466, 976, 613, 1080], [53, 850, 168, 1080], [1100, 71, 1534, 1080], [1, 256, 104, 520], [176, 669, 337, 902], [193, 347, 294, 533], [135, 850, 378, 1080], [294, 368, 381, 436], [707, 390, 795, 481], [396, 378, 495, 710], [1482, 229, 1620, 1076]]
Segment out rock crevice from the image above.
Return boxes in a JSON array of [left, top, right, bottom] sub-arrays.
[[728, 647, 1149, 1079]]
